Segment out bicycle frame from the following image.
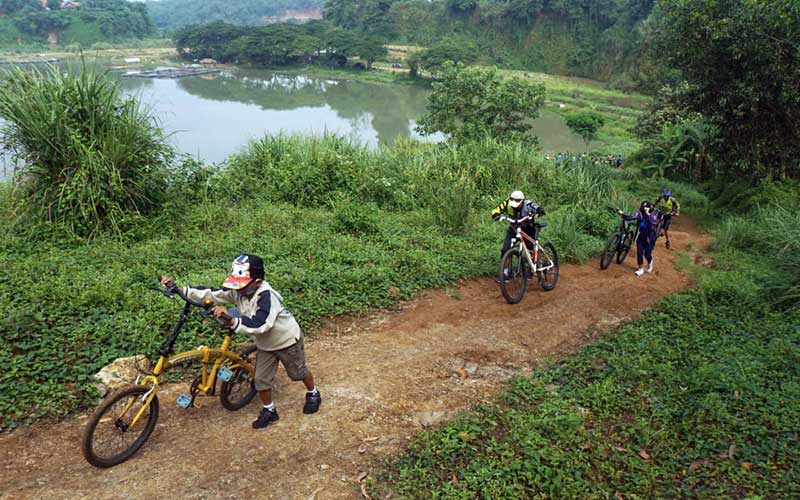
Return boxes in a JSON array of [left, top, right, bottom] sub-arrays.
[[511, 225, 554, 273], [125, 301, 255, 427]]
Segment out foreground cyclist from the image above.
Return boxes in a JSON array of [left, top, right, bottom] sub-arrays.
[[160, 254, 321, 429], [618, 201, 659, 276], [491, 190, 546, 269], [654, 188, 680, 249]]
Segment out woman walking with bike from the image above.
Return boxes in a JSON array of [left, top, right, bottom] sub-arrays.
[[618, 201, 659, 276], [161, 254, 322, 430]]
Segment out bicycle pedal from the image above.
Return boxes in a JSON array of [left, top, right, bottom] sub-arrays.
[[176, 393, 193, 409], [217, 366, 233, 382]]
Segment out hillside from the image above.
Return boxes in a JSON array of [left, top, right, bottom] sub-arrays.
[[0, 0, 152, 47], [144, 0, 322, 30], [324, 0, 655, 84]]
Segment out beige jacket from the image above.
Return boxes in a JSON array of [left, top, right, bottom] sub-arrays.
[[184, 281, 301, 351]]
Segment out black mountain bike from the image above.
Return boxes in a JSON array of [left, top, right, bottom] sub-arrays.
[[600, 207, 638, 270]]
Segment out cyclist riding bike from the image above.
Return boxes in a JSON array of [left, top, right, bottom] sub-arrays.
[[491, 190, 546, 280], [654, 188, 680, 249], [618, 201, 659, 276], [161, 254, 321, 430]]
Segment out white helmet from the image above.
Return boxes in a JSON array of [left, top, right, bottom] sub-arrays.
[[508, 190, 524, 209]]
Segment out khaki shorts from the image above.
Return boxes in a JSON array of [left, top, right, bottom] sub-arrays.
[[254, 335, 309, 391]]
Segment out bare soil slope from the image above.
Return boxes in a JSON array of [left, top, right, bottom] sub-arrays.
[[0, 217, 708, 500]]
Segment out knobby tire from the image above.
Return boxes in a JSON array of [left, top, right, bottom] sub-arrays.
[[499, 248, 528, 304], [600, 233, 620, 270], [82, 385, 159, 468], [538, 242, 559, 291], [220, 344, 258, 411]]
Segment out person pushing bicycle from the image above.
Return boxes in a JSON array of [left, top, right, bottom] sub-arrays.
[[491, 190, 545, 276], [618, 201, 659, 276], [654, 188, 680, 249], [160, 254, 321, 430]]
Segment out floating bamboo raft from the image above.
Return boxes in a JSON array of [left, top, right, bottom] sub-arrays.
[[122, 68, 221, 79], [0, 59, 60, 66]]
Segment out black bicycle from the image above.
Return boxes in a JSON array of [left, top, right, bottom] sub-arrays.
[[600, 207, 638, 270]]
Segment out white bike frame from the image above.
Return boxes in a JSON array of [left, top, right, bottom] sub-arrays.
[[502, 216, 554, 274]]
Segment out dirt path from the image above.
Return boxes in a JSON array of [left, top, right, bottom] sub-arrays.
[[0, 217, 708, 500]]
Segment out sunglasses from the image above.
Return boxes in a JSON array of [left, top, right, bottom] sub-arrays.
[[510, 197, 523, 202]]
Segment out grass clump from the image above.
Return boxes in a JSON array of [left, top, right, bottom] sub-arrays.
[[0, 60, 173, 238]]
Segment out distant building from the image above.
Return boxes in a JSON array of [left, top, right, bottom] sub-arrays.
[[263, 8, 322, 24], [61, 1, 81, 9]]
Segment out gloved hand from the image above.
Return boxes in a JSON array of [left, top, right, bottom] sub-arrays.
[[536, 207, 546, 216], [492, 214, 501, 221]]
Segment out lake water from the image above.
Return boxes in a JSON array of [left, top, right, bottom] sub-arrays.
[[1, 65, 586, 176]]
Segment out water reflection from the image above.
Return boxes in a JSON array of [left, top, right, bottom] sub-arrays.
[[2, 63, 584, 174]]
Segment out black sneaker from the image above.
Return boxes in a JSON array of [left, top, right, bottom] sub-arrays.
[[665, 240, 671, 249], [303, 390, 322, 414], [252, 406, 279, 429]]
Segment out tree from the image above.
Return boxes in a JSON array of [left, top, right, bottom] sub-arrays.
[[352, 35, 387, 69], [564, 110, 605, 147], [651, 0, 800, 179], [417, 36, 477, 75], [416, 62, 546, 143]]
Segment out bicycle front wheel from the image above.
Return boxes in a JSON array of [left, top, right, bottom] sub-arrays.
[[220, 343, 258, 411], [538, 242, 559, 291], [600, 233, 620, 270], [616, 232, 633, 264], [82, 385, 159, 468], [499, 248, 528, 304]]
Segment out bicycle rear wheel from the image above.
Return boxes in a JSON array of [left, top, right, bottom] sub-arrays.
[[538, 242, 559, 291], [82, 385, 159, 468], [600, 233, 620, 270], [499, 248, 528, 304], [616, 231, 633, 264], [220, 343, 258, 411]]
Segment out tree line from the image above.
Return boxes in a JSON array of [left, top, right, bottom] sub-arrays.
[[145, 0, 322, 31], [323, 0, 655, 83], [174, 21, 386, 69], [0, 0, 152, 41]]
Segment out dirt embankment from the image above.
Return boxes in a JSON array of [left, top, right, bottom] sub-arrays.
[[0, 217, 709, 500]]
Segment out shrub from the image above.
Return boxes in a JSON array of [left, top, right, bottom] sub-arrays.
[[0, 60, 173, 238]]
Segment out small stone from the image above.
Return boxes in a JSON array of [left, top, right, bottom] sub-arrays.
[[463, 362, 479, 376], [319, 464, 329, 470]]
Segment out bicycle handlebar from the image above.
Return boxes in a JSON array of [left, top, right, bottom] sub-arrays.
[[498, 215, 532, 225], [152, 282, 232, 323]]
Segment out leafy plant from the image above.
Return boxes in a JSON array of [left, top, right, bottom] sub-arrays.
[[564, 109, 606, 148], [415, 62, 546, 144]]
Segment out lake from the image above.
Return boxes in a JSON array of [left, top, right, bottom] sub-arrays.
[[2, 65, 586, 175]]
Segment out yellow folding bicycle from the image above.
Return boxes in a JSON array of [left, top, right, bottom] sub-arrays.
[[81, 283, 257, 467]]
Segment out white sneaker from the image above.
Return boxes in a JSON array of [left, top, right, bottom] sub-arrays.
[[647, 261, 654, 273], [635, 268, 645, 276]]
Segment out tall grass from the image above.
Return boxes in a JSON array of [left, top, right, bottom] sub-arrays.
[[221, 134, 618, 239], [715, 204, 800, 308], [0, 60, 173, 237]]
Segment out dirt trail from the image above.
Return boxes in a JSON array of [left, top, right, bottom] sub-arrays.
[[0, 217, 709, 500]]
